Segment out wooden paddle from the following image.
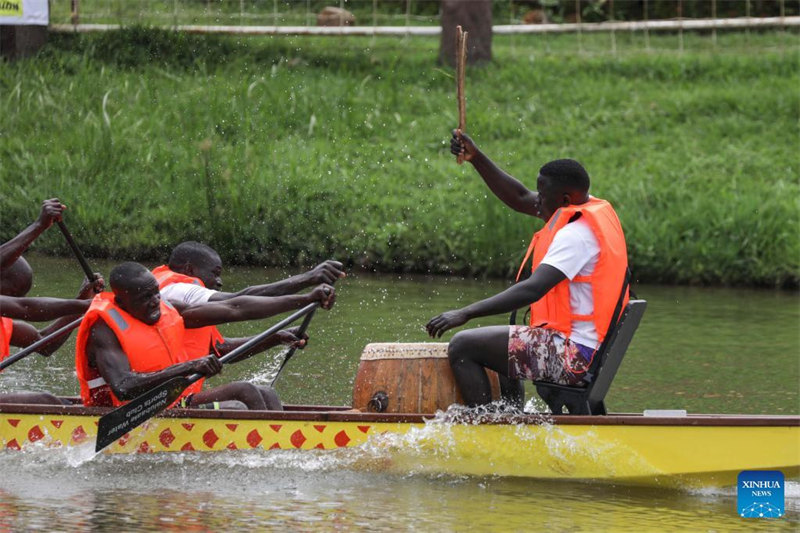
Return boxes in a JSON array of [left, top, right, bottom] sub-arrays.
[[57, 221, 99, 285], [270, 306, 317, 387], [0, 316, 83, 371], [455, 25, 468, 165], [94, 301, 320, 453]]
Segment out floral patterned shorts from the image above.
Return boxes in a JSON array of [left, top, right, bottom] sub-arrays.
[[508, 326, 594, 386]]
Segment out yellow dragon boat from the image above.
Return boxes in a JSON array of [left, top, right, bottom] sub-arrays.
[[1, 338, 799, 489], [0, 401, 798, 489]]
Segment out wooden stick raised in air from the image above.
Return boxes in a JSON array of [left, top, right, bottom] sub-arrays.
[[456, 25, 468, 165]]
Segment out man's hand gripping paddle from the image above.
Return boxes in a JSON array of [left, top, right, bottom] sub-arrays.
[[270, 306, 317, 387]]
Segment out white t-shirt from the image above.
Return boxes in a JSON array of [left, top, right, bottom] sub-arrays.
[[160, 282, 218, 306], [539, 217, 601, 349]]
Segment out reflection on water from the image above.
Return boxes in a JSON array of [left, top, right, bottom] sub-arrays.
[[1, 255, 798, 530], [0, 449, 798, 532]]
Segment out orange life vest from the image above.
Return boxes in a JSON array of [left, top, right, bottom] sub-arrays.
[[515, 197, 629, 346], [0, 317, 13, 361], [152, 265, 224, 359], [75, 292, 201, 407]]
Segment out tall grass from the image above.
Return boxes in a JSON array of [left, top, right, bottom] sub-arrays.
[[0, 28, 797, 287]]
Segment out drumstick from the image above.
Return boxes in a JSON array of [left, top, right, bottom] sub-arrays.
[[456, 25, 468, 165]]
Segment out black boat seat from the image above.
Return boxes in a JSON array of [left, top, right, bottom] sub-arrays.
[[533, 299, 647, 415]]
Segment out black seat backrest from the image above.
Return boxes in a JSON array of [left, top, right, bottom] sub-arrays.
[[586, 299, 647, 406], [533, 299, 647, 415]]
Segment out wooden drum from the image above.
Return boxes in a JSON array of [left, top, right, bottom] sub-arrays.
[[351, 343, 500, 414]]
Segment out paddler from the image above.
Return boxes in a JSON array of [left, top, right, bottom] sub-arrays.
[[0, 197, 105, 404], [151, 241, 345, 402], [154, 241, 344, 307], [1, 257, 103, 362], [0, 198, 101, 356], [426, 131, 629, 408], [75, 262, 336, 410]]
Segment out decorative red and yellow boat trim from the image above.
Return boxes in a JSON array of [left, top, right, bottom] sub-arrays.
[[1, 403, 798, 488], [0, 405, 420, 453]]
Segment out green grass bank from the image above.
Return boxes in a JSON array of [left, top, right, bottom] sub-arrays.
[[1, 28, 798, 287]]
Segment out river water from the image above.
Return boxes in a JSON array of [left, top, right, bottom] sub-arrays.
[[1, 254, 798, 531]]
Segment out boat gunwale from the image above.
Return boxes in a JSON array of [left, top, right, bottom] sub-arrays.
[[0, 402, 798, 427]]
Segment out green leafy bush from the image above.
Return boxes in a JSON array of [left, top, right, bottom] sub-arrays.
[[1, 28, 797, 287]]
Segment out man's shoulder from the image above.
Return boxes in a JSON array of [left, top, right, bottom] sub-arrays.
[[546, 218, 600, 264], [160, 282, 216, 305], [87, 318, 117, 343], [160, 282, 192, 295]]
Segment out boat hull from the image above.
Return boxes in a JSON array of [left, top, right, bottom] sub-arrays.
[[1, 404, 797, 488]]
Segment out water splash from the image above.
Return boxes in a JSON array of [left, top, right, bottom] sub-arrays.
[[246, 349, 287, 385], [1, 436, 98, 469], [63, 440, 100, 466], [348, 402, 557, 478], [427, 401, 552, 425]]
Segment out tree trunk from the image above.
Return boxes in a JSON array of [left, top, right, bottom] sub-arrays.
[[0, 26, 48, 61], [439, 0, 492, 67]]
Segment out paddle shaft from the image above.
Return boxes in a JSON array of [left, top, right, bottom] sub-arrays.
[[0, 316, 83, 371], [56, 221, 96, 282], [270, 307, 317, 387], [187, 302, 320, 381], [95, 301, 320, 452]]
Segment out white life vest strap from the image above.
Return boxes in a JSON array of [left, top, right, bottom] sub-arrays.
[[87, 377, 107, 389]]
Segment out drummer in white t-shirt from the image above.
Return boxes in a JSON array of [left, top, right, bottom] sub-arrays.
[[426, 131, 629, 409]]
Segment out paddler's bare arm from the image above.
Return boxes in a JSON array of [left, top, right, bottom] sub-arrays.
[[88, 321, 222, 401], [10, 321, 69, 357], [0, 296, 90, 321], [176, 284, 335, 329], [451, 131, 541, 218], [0, 199, 66, 269], [425, 264, 565, 338], [214, 327, 308, 364], [207, 261, 345, 300], [9, 275, 105, 356]]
